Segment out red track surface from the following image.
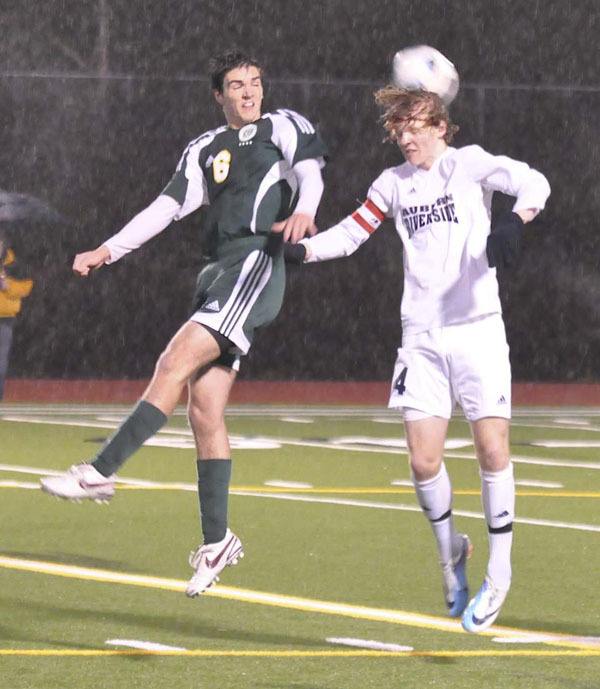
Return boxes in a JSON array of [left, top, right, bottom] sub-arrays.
[[4, 379, 600, 406]]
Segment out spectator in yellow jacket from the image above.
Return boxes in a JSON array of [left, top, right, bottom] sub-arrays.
[[0, 233, 33, 399]]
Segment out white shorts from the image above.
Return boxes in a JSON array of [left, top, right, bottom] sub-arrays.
[[388, 314, 511, 421]]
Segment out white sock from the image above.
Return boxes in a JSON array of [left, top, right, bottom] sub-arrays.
[[413, 463, 460, 566], [481, 463, 515, 591]]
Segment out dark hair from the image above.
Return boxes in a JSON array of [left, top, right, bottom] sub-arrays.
[[374, 86, 459, 144], [209, 50, 262, 93]]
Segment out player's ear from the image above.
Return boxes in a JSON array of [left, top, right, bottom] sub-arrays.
[[213, 89, 224, 106]]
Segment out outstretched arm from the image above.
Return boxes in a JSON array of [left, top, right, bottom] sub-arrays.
[[289, 197, 386, 264], [72, 194, 181, 277]]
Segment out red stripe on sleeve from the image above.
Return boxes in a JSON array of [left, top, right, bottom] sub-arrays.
[[351, 210, 377, 234], [364, 198, 385, 221]]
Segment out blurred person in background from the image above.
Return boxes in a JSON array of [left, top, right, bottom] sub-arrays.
[[0, 230, 34, 400]]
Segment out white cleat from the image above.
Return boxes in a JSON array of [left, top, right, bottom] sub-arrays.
[[462, 576, 508, 633], [442, 533, 473, 618], [186, 529, 244, 597], [40, 463, 115, 503]]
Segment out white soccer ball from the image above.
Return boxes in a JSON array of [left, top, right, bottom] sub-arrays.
[[391, 45, 459, 105]]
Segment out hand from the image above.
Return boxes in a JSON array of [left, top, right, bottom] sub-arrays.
[[72, 245, 111, 277], [271, 212, 317, 243], [486, 211, 524, 269]]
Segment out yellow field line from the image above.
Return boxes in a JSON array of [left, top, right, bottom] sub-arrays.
[[1, 479, 599, 498], [1, 555, 598, 652], [1, 648, 599, 658], [118, 485, 600, 499]]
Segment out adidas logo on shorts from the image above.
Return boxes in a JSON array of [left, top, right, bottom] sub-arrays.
[[203, 300, 220, 312], [497, 395, 507, 404]]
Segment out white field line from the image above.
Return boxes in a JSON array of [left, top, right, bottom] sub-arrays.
[[279, 417, 314, 424], [266, 442, 600, 472], [326, 637, 414, 652], [1, 416, 119, 430], [492, 634, 600, 645], [106, 639, 187, 652], [532, 440, 600, 448], [4, 403, 600, 418], [0, 463, 196, 488], [328, 436, 474, 450], [0, 480, 40, 489], [492, 635, 558, 644], [510, 422, 600, 434], [233, 491, 600, 534], [0, 416, 281, 451], [1, 464, 599, 534], [1, 554, 598, 650], [446, 452, 600, 471], [5, 412, 600, 470], [553, 418, 592, 426], [514, 480, 563, 489]]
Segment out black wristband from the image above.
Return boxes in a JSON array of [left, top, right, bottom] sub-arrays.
[[265, 232, 284, 257], [283, 242, 307, 265]]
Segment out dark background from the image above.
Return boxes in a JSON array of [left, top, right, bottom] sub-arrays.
[[1, 0, 599, 382]]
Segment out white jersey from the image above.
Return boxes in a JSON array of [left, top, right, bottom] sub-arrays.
[[304, 145, 550, 335]]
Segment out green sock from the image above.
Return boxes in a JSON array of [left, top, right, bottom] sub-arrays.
[[197, 459, 232, 544], [92, 400, 167, 477]]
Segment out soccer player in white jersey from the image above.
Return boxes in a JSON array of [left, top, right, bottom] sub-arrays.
[[293, 87, 550, 632], [40, 51, 327, 596]]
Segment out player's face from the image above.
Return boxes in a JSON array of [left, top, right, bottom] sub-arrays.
[[394, 118, 448, 169], [215, 65, 263, 129]]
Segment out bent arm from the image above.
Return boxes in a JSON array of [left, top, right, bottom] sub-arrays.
[[293, 158, 324, 219], [273, 159, 324, 243], [461, 145, 551, 216]]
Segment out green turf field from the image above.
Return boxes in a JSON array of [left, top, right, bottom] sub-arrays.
[[1, 403, 599, 689]]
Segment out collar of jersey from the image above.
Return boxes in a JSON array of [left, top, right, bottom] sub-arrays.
[[409, 146, 455, 176]]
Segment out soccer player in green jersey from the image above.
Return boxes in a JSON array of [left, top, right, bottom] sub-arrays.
[[41, 50, 327, 596]]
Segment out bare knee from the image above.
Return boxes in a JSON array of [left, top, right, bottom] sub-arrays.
[[410, 457, 443, 481], [154, 348, 186, 383], [472, 419, 510, 472], [404, 417, 447, 481], [408, 441, 443, 481], [476, 441, 509, 472]]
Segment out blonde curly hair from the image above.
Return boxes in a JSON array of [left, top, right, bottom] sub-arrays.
[[374, 86, 459, 144]]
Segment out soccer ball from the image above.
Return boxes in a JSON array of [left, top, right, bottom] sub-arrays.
[[391, 45, 459, 105]]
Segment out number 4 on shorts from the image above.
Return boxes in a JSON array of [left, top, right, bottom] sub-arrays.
[[394, 366, 408, 395]]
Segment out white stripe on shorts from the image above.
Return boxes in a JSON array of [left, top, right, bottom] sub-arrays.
[[190, 250, 272, 354]]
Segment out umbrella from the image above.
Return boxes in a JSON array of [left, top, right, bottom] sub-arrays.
[[0, 189, 64, 225], [0, 189, 66, 270]]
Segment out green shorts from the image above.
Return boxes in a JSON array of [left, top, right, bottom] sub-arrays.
[[190, 238, 285, 357]]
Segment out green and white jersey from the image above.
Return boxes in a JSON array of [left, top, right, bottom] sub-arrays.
[[162, 109, 327, 258]]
